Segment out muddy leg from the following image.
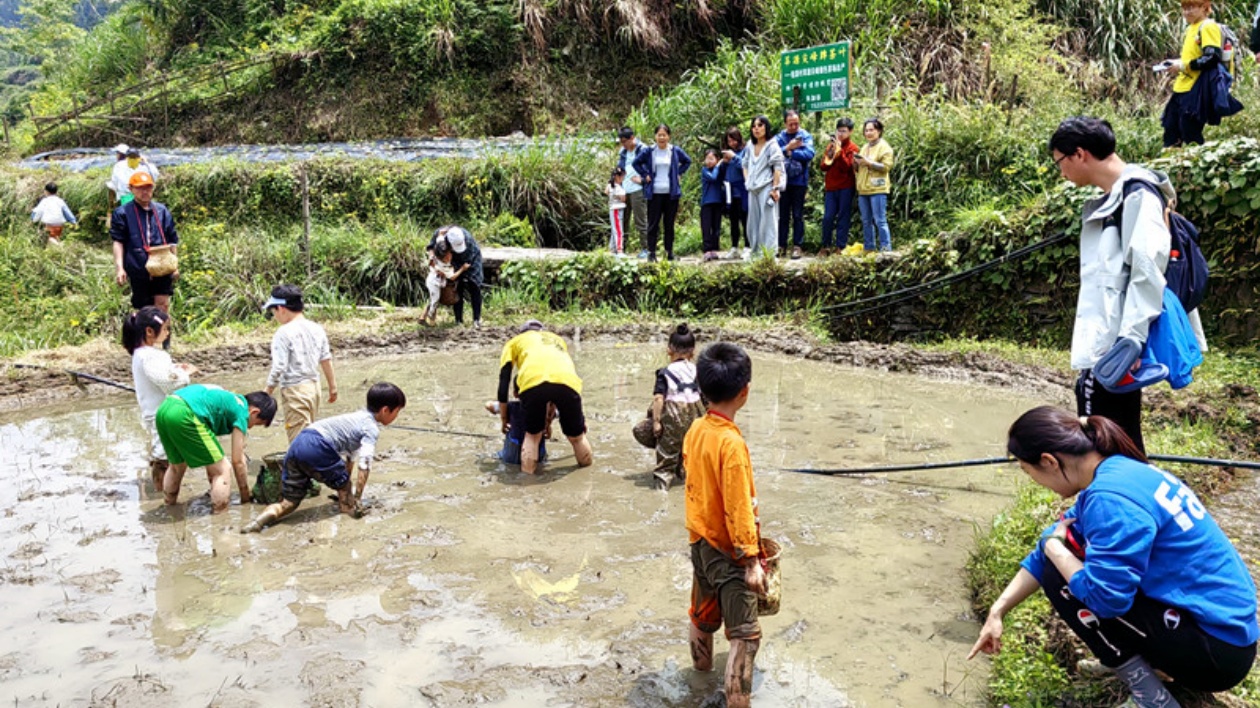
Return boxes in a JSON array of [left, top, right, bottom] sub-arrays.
[[724, 638, 759, 708], [163, 463, 188, 505], [568, 433, 593, 467], [242, 499, 297, 533], [149, 459, 169, 494], [353, 463, 369, 501], [521, 431, 544, 474], [689, 623, 715, 672], [205, 459, 233, 513]]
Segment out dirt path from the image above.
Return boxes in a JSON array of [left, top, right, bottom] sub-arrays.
[[0, 323, 1073, 412]]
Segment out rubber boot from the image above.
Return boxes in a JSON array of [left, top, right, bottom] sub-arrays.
[[689, 624, 714, 672], [724, 638, 759, 708]]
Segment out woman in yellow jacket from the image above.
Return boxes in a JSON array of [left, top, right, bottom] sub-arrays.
[[855, 118, 895, 252]]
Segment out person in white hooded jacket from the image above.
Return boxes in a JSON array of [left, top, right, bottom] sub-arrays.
[[1048, 116, 1205, 453]]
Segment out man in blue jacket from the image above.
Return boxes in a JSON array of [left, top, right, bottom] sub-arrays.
[[111, 171, 179, 316], [775, 110, 814, 259]]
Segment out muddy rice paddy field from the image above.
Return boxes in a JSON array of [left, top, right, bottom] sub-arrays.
[[1, 338, 1100, 706]]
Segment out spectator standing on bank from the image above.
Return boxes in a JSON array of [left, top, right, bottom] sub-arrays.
[[775, 110, 814, 259], [855, 118, 895, 253], [817, 118, 859, 256], [607, 167, 627, 255], [1156, 0, 1229, 147], [632, 124, 692, 262], [699, 151, 725, 262], [617, 127, 651, 259], [743, 115, 785, 260], [1048, 116, 1189, 453], [721, 127, 749, 260]]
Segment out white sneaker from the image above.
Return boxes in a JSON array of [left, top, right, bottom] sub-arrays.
[[741, 248, 752, 261], [473, 320, 482, 329], [727, 248, 739, 260]]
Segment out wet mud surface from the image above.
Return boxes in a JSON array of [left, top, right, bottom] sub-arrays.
[[0, 324, 1071, 413], [0, 343, 1049, 706]]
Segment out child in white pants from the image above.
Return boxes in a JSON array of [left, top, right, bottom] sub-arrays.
[[607, 167, 627, 254]]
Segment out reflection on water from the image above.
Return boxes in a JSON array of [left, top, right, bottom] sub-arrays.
[[0, 344, 1041, 706]]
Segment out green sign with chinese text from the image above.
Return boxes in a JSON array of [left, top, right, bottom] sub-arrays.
[[780, 42, 851, 112]]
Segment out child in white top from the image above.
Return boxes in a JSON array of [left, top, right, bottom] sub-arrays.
[[262, 284, 337, 443], [30, 182, 77, 244], [650, 323, 705, 490], [607, 167, 627, 254], [123, 306, 198, 492]]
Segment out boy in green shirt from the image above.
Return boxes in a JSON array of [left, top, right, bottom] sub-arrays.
[[155, 384, 276, 512]]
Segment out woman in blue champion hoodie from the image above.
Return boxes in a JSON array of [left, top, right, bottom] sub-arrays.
[[631, 124, 692, 262], [970, 406, 1257, 706]]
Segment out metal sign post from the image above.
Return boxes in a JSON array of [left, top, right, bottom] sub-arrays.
[[780, 42, 852, 113]]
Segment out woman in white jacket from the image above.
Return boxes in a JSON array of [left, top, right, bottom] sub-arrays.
[[123, 307, 197, 493]]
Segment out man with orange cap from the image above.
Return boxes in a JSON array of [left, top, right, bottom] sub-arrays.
[[111, 172, 180, 335]]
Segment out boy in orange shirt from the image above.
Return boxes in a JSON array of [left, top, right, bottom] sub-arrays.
[[682, 342, 764, 708]]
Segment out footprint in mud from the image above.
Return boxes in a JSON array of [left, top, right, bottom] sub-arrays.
[[9, 541, 45, 560], [65, 568, 122, 594], [300, 654, 365, 707], [49, 609, 100, 623], [87, 486, 131, 501], [79, 647, 116, 664], [89, 672, 171, 707]]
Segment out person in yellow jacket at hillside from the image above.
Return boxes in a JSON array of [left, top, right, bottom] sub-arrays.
[[1157, 0, 1226, 147]]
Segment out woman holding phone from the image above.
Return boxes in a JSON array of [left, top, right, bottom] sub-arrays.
[[855, 118, 895, 252]]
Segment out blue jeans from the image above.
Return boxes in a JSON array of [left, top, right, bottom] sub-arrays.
[[777, 185, 807, 250], [858, 193, 891, 251], [821, 188, 855, 248]]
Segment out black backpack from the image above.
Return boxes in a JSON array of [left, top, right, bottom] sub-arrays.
[[1110, 179, 1210, 313]]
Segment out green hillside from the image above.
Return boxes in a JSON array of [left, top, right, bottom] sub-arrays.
[[4, 0, 1255, 147]]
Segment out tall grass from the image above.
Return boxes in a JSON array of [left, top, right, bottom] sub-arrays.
[[758, 0, 954, 55]]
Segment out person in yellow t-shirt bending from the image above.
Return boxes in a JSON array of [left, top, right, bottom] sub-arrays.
[[1157, 0, 1225, 147], [496, 320, 593, 474]]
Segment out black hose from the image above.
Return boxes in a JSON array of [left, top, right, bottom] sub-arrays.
[[1149, 454, 1260, 471], [782, 452, 1260, 476], [9, 363, 135, 392], [391, 424, 497, 440], [823, 231, 1072, 320], [782, 457, 1010, 476]]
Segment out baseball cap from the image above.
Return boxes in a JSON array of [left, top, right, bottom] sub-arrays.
[[262, 284, 304, 312], [519, 319, 544, 333], [446, 228, 467, 253], [128, 171, 154, 188], [112, 143, 130, 155]]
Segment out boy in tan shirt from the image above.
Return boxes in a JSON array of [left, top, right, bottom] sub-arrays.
[[682, 342, 764, 708]]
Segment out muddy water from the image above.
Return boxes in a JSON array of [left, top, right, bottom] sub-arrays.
[[0, 344, 1043, 706]]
